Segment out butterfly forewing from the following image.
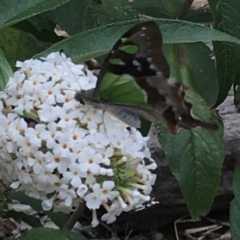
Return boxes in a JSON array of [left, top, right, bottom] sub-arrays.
[[95, 21, 169, 108]]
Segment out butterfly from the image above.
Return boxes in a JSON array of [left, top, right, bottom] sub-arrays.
[[75, 21, 218, 133]]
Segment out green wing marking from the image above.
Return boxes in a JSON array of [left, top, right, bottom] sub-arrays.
[[119, 44, 138, 54], [99, 72, 151, 109]]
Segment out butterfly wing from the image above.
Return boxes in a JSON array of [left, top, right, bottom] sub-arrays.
[[92, 21, 218, 132], [94, 21, 169, 110]]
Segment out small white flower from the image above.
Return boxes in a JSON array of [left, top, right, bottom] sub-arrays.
[[18, 135, 40, 156], [76, 184, 88, 197], [81, 108, 102, 129], [84, 190, 102, 210], [57, 111, 77, 129], [38, 80, 59, 105], [78, 147, 103, 174], [86, 131, 110, 149], [57, 185, 77, 207], [42, 197, 55, 211], [45, 150, 70, 174], [67, 128, 88, 151], [8, 117, 27, 142], [17, 169, 33, 185], [8, 94, 32, 114], [22, 74, 47, 94], [62, 162, 84, 187], [5, 141, 17, 153], [33, 169, 59, 192], [100, 181, 119, 202], [29, 151, 46, 174], [101, 201, 122, 224], [40, 122, 61, 148], [6, 71, 25, 93], [84, 171, 96, 186], [98, 147, 114, 165], [91, 210, 99, 227], [24, 127, 42, 147], [51, 134, 72, 157], [38, 103, 65, 122]]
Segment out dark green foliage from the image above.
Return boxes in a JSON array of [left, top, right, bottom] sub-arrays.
[[0, 0, 239, 238]]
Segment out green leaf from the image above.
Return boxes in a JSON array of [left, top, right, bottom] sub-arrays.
[[0, 27, 40, 69], [10, 191, 68, 229], [163, 43, 218, 106], [46, 0, 137, 35], [159, 89, 224, 220], [0, 185, 7, 213], [45, 0, 96, 35], [185, 9, 213, 23], [209, 0, 240, 106], [6, 210, 42, 227], [130, 0, 183, 19], [0, 0, 69, 29], [230, 166, 240, 240], [90, 0, 137, 26], [22, 110, 40, 123], [159, 39, 224, 220], [0, 48, 13, 90], [130, 0, 213, 23], [19, 228, 88, 240], [139, 118, 152, 137], [34, 19, 240, 63], [10, 191, 43, 212], [3, 237, 15, 240], [13, 16, 64, 43]]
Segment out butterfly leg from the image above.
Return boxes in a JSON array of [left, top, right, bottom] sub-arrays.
[[101, 110, 116, 148], [102, 109, 107, 133]]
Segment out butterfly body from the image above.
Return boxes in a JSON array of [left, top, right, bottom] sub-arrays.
[[75, 89, 142, 127], [75, 21, 218, 133]]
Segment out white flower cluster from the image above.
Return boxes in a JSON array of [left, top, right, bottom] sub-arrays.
[[0, 52, 157, 226]]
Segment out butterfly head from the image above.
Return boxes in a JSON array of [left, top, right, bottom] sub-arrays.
[[75, 88, 97, 105]]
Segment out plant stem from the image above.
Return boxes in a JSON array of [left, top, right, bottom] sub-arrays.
[[177, 0, 194, 19], [63, 203, 86, 230]]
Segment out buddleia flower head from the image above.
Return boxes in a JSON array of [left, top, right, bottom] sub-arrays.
[[0, 52, 157, 227]]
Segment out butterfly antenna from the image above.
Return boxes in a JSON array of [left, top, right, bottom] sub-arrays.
[[101, 110, 108, 136], [59, 50, 83, 90], [100, 110, 116, 148], [59, 50, 91, 122]]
